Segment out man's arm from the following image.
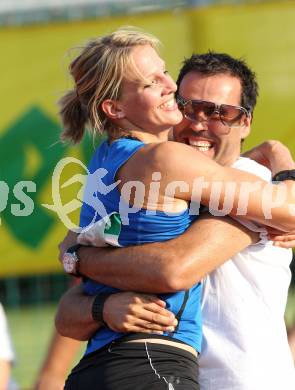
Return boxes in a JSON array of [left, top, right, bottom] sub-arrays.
[[77, 214, 257, 292], [55, 284, 98, 340], [55, 285, 177, 340], [56, 215, 259, 340]]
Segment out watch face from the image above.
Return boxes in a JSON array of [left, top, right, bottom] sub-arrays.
[[63, 253, 76, 274]]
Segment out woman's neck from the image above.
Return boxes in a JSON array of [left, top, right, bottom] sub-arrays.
[[128, 128, 171, 144], [108, 122, 172, 144]]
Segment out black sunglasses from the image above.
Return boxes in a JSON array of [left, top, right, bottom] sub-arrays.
[[177, 95, 250, 128]]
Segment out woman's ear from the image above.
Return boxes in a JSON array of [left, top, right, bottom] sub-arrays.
[[101, 99, 125, 120]]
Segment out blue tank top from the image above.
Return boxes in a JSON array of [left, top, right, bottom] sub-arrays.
[[80, 138, 202, 354]]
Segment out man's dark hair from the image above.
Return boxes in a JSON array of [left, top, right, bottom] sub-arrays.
[[176, 52, 259, 113]]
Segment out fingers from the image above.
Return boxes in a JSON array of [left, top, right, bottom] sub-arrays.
[[273, 240, 295, 249], [131, 305, 177, 327], [144, 295, 167, 308], [119, 325, 166, 335], [104, 292, 177, 334], [58, 230, 78, 262], [124, 301, 177, 333], [275, 234, 295, 242], [131, 318, 176, 332], [126, 296, 176, 323], [133, 294, 166, 308], [118, 316, 176, 334], [271, 234, 295, 241], [270, 233, 295, 248], [142, 301, 173, 317]]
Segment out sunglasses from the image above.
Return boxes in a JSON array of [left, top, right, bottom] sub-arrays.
[[177, 95, 250, 128]]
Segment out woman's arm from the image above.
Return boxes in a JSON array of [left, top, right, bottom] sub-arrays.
[[120, 141, 295, 231]]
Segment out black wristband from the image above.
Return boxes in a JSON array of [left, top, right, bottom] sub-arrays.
[[91, 293, 112, 325], [272, 169, 295, 182]]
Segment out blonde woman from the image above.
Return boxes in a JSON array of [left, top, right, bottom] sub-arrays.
[[59, 28, 295, 389]]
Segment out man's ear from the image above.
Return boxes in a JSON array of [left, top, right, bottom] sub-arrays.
[[101, 99, 125, 120], [241, 114, 252, 139]]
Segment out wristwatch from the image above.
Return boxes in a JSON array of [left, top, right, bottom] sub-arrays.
[[272, 169, 295, 182], [62, 244, 82, 276], [91, 293, 112, 325]]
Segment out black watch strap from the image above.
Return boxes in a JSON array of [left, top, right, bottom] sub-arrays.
[[91, 293, 112, 325], [67, 244, 83, 254], [272, 169, 295, 182]]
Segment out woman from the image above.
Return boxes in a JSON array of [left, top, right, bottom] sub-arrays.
[[59, 28, 295, 389]]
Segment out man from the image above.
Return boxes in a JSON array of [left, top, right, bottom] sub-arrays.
[[56, 53, 295, 389]]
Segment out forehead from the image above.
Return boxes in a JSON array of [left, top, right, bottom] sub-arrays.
[[178, 71, 242, 106], [126, 44, 165, 82]]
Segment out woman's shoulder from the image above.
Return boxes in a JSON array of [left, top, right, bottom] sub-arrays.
[[150, 140, 199, 156], [121, 140, 210, 182], [144, 141, 205, 169]]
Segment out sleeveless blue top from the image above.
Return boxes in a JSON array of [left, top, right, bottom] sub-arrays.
[[80, 138, 202, 354]]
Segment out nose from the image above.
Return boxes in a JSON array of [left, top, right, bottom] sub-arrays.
[[162, 72, 177, 94], [194, 110, 209, 123], [187, 117, 209, 132]]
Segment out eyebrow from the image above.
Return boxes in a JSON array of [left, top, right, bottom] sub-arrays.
[[144, 60, 166, 79]]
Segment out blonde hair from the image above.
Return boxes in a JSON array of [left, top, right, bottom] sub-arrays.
[[59, 27, 160, 143]]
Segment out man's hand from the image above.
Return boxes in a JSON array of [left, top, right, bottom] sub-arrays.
[[103, 292, 177, 334], [58, 230, 79, 264], [243, 140, 295, 174], [55, 287, 177, 340]]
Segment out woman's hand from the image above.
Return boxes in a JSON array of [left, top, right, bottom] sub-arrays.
[[266, 227, 295, 248]]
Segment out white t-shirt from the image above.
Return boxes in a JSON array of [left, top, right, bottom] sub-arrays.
[[0, 303, 14, 362], [199, 157, 295, 390]]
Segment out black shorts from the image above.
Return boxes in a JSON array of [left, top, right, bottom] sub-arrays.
[[64, 338, 199, 390]]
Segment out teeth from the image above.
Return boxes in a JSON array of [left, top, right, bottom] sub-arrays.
[[188, 140, 213, 152], [189, 140, 212, 147], [159, 99, 175, 109], [196, 146, 210, 151]]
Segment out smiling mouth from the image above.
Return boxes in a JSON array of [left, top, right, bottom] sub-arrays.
[[187, 139, 214, 152], [159, 98, 176, 110]]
